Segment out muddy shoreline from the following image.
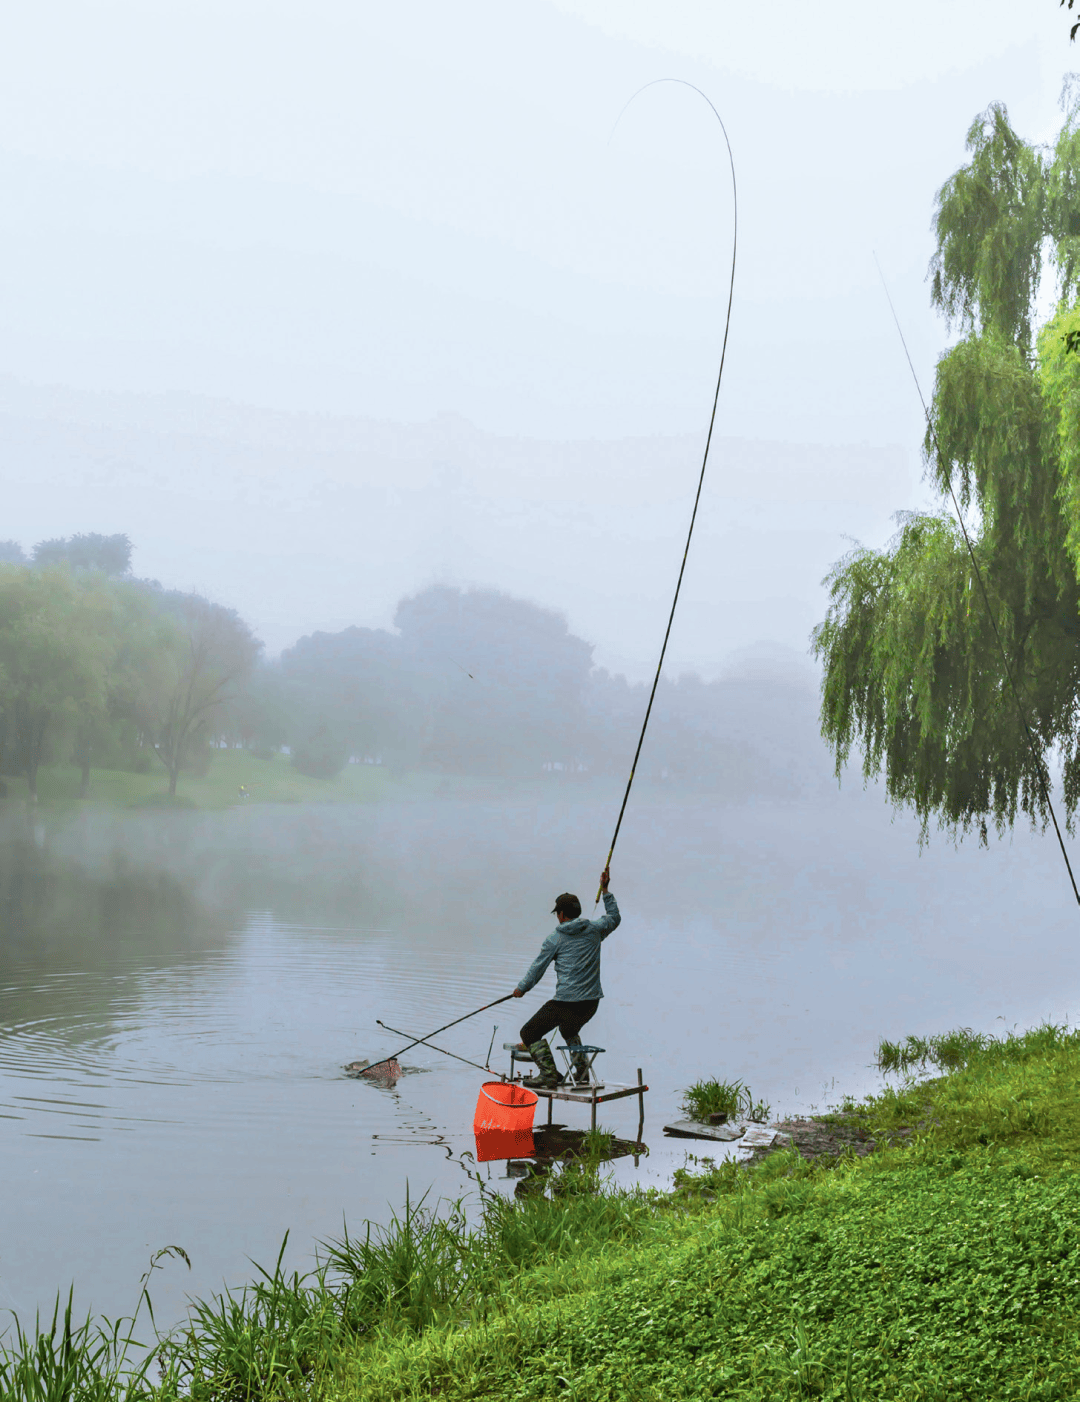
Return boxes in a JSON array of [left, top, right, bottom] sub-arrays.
[[748, 1109, 917, 1164]]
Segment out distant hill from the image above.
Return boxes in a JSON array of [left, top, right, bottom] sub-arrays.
[[0, 376, 913, 675]]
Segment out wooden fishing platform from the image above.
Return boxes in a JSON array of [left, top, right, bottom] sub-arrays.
[[502, 1043, 648, 1132], [527, 1070, 648, 1133]]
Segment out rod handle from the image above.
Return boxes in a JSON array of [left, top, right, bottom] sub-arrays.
[[594, 850, 614, 905]]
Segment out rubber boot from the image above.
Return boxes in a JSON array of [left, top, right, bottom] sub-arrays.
[[522, 1038, 564, 1089], [565, 1036, 591, 1087]]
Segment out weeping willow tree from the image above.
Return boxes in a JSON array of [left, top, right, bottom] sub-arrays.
[[812, 89, 1080, 839]]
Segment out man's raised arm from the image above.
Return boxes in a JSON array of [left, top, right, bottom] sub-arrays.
[[591, 866, 620, 937], [594, 887, 620, 937]]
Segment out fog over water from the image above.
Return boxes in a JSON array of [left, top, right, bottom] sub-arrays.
[[3, 756, 1079, 1328], [1, 0, 1077, 1351]]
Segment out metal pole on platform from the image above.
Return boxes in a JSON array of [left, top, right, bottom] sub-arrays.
[[636, 1067, 644, 1146]]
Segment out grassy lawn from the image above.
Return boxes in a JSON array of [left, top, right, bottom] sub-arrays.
[[0, 752, 393, 810], [6, 1024, 1080, 1399], [0, 759, 625, 812], [322, 1024, 1080, 1400]]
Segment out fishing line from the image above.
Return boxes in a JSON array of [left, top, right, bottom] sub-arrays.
[[444, 654, 476, 680], [595, 80, 738, 903], [874, 254, 1080, 908]]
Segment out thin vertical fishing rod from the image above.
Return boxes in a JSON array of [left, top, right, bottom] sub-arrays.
[[874, 254, 1080, 909], [596, 81, 737, 903]]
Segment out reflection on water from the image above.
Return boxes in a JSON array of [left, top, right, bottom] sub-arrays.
[[1, 791, 1079, 1332]]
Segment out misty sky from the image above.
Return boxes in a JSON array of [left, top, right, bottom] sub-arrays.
[[1, 3, 1072, 675]]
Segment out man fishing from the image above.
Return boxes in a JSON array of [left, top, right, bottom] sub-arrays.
[[511, 866, 619, 1089]]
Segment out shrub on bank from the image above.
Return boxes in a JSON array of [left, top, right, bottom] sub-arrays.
[[680, 1077, 771, 1125]]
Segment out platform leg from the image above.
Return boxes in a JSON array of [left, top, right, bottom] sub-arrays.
[[591, 1095, 597, 1132], [547, 1094, 552, 1125], [636, 1067, 644, 1146]]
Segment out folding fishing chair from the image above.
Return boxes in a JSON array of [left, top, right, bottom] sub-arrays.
[[556, 1044, 605, 1089]]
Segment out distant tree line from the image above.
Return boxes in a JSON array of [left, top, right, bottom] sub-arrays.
[[0, 536, 818, 799], [0, 532, 134, 574], [227, 585, 817, 796]]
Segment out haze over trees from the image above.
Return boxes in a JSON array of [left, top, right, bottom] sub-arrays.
[[243, 584, 819, 795], [0, 567, 113, 798], [813, 90, 1080, 838], [128, 593, 261, 796], [0, 535, 260, 798], [31, 533, 133, 576], [0, 537, 821, 800]]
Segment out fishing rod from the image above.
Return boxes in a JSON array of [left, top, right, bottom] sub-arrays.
[[596, 80, 738, 903], [376, 1018, 500, 1077], [365, 993, 515, 1074], [874, 255, 1080, 909]]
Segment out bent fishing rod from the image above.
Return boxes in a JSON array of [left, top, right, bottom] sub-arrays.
[[596, 80, 738, 902], [874, 256, 1080, 909], [366, 993, 515, 1074]]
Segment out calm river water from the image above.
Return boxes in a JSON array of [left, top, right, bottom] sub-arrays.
[[1, 788, 1077, 1332]]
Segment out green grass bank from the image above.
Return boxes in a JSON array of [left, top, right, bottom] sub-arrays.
[[0, 754, 627, 812], [0, 753, 486, 811], [7, 1024, 1080, 1400]]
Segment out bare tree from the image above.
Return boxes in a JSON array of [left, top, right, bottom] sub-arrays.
[[125, 591, 261, 796]]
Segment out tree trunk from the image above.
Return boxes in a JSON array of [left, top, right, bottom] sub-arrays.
[[168, 765, 179, 797], [26, 710, 44, 798], [17, 706, 46, 801], [80, 759, 90, 799]]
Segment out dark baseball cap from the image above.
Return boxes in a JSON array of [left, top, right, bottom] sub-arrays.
[[551, 893, 582, 919]]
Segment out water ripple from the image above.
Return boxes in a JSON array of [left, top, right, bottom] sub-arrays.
[[0, 913, 526, 1138]]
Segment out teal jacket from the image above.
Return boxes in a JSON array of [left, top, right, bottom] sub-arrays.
[[515, 891, 620, 1003]]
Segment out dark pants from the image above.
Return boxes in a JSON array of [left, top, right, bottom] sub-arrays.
[[520, 998, 599, 1047]]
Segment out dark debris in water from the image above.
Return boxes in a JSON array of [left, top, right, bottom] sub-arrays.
[[529, 1122, 642, 1163], [746, 1110, 914, 1164], [504, 1123, 646, 1198]]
